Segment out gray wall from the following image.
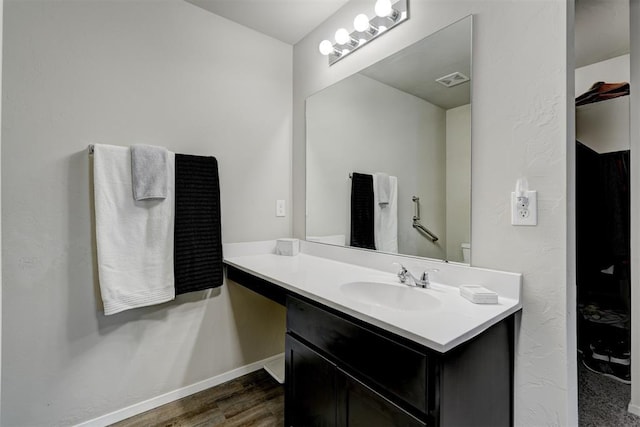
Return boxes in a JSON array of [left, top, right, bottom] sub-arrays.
[[293, 1, 574, 425], [1, 0, 290, 424], [445, 104, 471, 263]]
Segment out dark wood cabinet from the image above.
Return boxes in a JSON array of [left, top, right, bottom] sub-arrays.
[[285, 335, 337, 427], [336, 368, 426, 427], [285, 296, 513, 427], [285, 333, 425, 427]]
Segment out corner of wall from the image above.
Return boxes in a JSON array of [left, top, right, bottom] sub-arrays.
[[629, 0, 640, 414], [565, 0, 578, 424], [0, 0, 4, 418]]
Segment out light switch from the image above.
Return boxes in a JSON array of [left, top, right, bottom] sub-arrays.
[[276, 200, 286, 217]]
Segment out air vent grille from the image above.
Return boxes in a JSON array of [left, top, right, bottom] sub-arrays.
[[436, 72, 470, 88]]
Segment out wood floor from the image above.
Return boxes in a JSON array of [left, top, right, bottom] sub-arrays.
[[110, 369, 284, 427]]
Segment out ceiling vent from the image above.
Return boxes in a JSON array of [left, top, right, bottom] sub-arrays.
[[436, 72, 470, 88]]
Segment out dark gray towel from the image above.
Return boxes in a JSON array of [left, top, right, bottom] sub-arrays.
[[174, 154, 223, 294], [130, 144, 168, 200], [350, 172, 376, 250]]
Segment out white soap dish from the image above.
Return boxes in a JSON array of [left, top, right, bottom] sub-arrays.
[[460, 285, 499, 304]]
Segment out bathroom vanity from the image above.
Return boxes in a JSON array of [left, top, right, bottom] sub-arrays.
[[224, 241, 521, 427]]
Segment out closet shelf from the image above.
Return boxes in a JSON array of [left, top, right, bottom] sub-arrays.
[[576, 92, 629, 109]]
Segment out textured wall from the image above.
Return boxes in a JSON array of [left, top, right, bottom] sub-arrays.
[[2, 0, 290, 425], [293, 1, 574, 425]]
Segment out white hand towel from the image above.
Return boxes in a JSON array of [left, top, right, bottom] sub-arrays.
[[375, 172, 391, 206], [93, 144, 175, 315], [131, 144, 168, 201], [373, 175, 398, 253]]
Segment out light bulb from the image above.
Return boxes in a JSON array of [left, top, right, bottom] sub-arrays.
[[335, 28, 351, 45], [353, 14, 370, 32], [318, 40, 333, 55], [375, 0, 393, 17]]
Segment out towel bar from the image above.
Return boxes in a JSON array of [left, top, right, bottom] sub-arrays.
[[412, 196, 439, 242], [413, 219, 439, 242]]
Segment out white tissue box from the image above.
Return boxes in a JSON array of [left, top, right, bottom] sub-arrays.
[[460, 285, 499, 304], [276, 238, 299, 256]]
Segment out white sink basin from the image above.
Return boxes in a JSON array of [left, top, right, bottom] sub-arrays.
[[340, 281, 441, 311]]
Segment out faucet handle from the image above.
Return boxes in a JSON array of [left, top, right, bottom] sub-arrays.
[[392, 262, 409, 283], [419, 268, 439, 286]]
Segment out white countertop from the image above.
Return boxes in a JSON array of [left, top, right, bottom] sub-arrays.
[[224, 241, 522, 353]]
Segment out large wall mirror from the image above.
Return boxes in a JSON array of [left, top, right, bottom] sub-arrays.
[[305, 16, 472, 263]]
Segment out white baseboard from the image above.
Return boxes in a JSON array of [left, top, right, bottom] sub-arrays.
[[628, 402, 640, 417], [75, 353, 285, 427]]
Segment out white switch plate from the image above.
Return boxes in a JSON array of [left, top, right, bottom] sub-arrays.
[[511, 191, 537, 226], [276, 199, 286, 217]]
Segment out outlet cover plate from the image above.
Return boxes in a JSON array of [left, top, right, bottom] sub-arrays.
[[511, 191, 537, 226]]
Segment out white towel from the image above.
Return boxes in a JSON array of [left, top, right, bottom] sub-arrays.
[[373, 175, 398, 253], [93, 144, 175, 315], [375, 172, 391, 206]]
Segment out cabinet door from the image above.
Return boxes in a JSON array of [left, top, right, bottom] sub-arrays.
[[337, 369, 427, 427], [285, 334, 337, 427]]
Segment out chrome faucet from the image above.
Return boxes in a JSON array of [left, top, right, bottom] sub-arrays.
[[394, 263, 438, 289]]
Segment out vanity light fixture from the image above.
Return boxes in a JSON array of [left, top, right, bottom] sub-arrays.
[[354, 14, 376, 34], [334, 28, 357, 47], [318, 0, 409, 66], [375, 0, 399, 21], [318, 40, 341, 56]]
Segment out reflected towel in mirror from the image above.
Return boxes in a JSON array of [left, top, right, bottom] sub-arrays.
[[375, 172, 391, 206], [350, 172, 376, 250], [373, 174, 398, 253]]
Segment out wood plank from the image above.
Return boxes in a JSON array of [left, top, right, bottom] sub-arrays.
[[110, 370, 284, 427]]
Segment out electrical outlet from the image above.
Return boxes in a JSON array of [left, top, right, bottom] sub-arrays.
[[511, 191, 537, 226], [276, 199, 286, 217]]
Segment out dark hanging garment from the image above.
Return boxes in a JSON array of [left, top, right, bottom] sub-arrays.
[[174, 154, 223, 295], [576, 141, 630, 303], [576, 142, 602, 282], [599, 150, 630, 267], [350, 172, 376, 250]]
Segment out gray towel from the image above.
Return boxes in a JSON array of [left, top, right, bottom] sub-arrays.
[[130, 144, 168, 200]]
